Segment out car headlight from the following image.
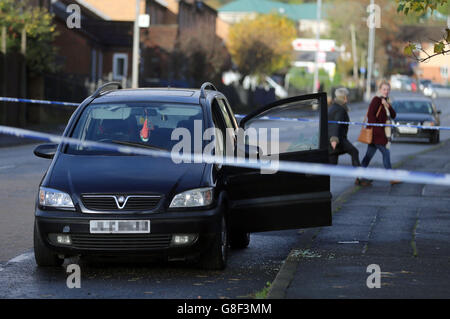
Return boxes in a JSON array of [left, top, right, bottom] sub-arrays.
[[423, 121, 435, 127], [39, 187, 75, 209], [169, 187, 213, 208]]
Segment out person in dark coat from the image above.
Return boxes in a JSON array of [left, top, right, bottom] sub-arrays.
[[361, 81, 400, 185], [328, 88, 370, 186]]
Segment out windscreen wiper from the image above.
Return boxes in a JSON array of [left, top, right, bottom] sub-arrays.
[[110, 140, 168, 151]]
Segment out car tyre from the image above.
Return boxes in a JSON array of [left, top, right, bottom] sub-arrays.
[[199, 214, 228, 270], [229, 232, 250, 249], [34, 221, 64, 267], [429, 132, 440, 144]]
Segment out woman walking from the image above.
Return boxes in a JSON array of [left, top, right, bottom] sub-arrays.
[[361, 81, 400, 185]]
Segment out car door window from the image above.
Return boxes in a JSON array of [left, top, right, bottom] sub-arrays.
[[243, 98, 320, 155], [211, 105, 225, 157]]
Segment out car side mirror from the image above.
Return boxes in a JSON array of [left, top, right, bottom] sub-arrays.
[[34, 144, 58, 159]]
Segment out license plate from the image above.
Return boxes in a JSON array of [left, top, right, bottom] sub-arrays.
[[398, 126, 418, 134], [90, 220, 150, 234]]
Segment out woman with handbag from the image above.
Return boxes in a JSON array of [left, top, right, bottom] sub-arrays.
[[360, 81, 400, 185]]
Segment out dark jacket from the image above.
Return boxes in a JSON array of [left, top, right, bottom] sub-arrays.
[[367, 96, 396, 145], [328, 102, 349, 144]]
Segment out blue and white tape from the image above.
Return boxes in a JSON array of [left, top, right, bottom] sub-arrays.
[[1, 96, 448, 131], [235, 114, 450, 131], [1, 124, 450, 186], [0, 97, 79, 107]]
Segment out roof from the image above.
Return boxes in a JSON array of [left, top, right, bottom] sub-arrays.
[[52, 1, 133, 47], [218, 0, 327, 20], [93, 88, 205, 105], [78, 0, 146, 21]]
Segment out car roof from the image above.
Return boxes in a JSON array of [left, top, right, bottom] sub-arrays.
[[91, 88, 211, 105]]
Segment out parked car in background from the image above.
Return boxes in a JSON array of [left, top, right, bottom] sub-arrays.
[[391, 97, 441, 144], [390, 74, 416, 91], [419, 79, 432, 92], [423, 83, 450, 98]]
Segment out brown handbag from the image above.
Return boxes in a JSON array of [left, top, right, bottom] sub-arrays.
[[357, 105, 382, 144]]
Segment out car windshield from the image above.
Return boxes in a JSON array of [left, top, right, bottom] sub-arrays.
[[66, 102, 203, 155], [392, 101, 433, 114]]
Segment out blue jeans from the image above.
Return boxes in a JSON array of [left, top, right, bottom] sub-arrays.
[[361, 144, 392, 169]]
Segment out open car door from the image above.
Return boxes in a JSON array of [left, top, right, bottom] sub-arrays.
[[226, 93, 331, 233]]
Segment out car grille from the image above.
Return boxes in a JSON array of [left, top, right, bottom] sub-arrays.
[[81, 195, 161, 212], [70, 234, 172, 250]]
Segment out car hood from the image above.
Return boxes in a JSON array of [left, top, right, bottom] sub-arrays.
[[47, 154, 206, 197], [394, 113, 434, 123]]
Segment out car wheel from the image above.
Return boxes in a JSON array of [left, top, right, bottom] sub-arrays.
[[199, 214, 228, 270], [34, 221, 64, 267], [429, 132, 440, 144], [229, 232, 250, 249]]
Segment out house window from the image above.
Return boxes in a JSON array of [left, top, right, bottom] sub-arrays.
[[113, 53, 128, 81], [440, 66, 448, 79]]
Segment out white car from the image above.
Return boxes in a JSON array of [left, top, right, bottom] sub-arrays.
[[423, 83, 450, 98]]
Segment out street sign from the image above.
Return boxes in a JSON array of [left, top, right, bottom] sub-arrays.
[[139, 14, 150, 28], [292, 38, 336, 52]]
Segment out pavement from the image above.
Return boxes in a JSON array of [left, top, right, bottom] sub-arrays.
[[268, 139, 450, 299]]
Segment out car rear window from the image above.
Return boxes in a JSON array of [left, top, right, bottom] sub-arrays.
[[66, 102, 203, 155]]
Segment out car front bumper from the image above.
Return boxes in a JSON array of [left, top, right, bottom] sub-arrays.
[[35, 205, 222, 258], [394, 127, 436, 139]]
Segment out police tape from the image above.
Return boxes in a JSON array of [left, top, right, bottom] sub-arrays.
[[1, 96, 449, 131], [1, 124, 450, 186], [235, 114, 450, 131], [0, 97, 79, 107]]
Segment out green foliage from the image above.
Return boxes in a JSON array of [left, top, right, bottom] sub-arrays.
[[254, 282, 271, 299], [228, 13, 297, 79], [396, 0, 448, 15], [0, 0, 58, 74], [288, 67, 341, 92]]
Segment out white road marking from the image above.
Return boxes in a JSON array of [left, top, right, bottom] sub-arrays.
[[7, 252, 33, 264]]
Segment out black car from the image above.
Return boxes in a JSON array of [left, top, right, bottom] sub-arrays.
[[33, 82, 332, 270], [391, 97, 441, 144]]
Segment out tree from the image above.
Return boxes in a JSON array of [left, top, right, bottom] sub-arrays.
[[0, 0, 58, 74], [172, 29, 231, 86], [398, 0, 449, 61], [327, 0, 410, 79], [227, 13, 297, 80]]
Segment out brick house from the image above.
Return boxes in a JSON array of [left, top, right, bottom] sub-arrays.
[[51, 0, 134, 91], [50, 0, 227, 89]]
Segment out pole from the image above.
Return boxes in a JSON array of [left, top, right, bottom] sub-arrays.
[[20, 27, 27, 127], [350, 24, 359, 85], [1, 26, 6, 125], [365, 0, 375, 102], [313, 0, 322, 93], [131, 0, 140, 88]]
